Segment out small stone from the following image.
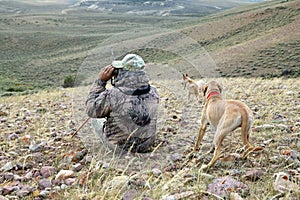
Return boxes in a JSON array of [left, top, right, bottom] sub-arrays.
[[230, 192, 244, 200], [169, 153, 183, 162], [152, 168, 162, 177], [3, 172, 14, 180], [244, 169, 264, 181], [25, 171, 33, 180], [16, 186, 31, 197], [55, 170, 74, 180], [29, 142, 46, 152], [13, 174, 23, 181], [123, 189, 138, 200], [162, 191, 194, 200], [2, 186, 18, 195], [72, 163, 83, 172], [52, 179, 61, 186], [39, 190, 50, 197], [290, 150, 300, 160], [65, 178, 76, 186], [107, 175, 129, 189], [38, 179, 52, 190], [1, 162, 13, 172], [53, 186, 61, 191], [72, 150, 88, 162], [207, 176, 248, 197], [85, 155, 93, 163], [40, 166, 56, 178], [61, 184, 68, 189]]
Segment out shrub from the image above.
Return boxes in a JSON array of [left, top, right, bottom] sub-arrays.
[[63, 75, 76, 88]]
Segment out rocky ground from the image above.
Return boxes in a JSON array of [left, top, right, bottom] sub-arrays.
[[0, 77, 299, 199]]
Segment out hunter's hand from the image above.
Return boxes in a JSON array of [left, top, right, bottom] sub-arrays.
[[99, 65, 115, 81]]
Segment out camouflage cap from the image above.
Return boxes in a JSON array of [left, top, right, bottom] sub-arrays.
[[112, 54, 145, 71]]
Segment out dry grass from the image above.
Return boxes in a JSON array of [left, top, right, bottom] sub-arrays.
[[0, 77, 299, 199]]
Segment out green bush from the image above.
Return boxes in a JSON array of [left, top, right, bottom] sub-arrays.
[[63, 75, 76, 88]]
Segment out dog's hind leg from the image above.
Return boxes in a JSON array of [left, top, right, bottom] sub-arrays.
[[203, 117, 240, 169], [201, 134, 225, 170], [240, 113, 263, 159]]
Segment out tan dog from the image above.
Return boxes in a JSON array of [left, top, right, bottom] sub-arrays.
[[194, 80, 263, 170], [182, 74, 204, 101]]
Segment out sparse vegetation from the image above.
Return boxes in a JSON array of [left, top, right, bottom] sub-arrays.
[[0, 78, 299, 199], [0, 0, 299, 199], [63, 75, 76, 88]]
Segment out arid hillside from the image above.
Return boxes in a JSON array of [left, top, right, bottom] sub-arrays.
[[0, 1, 299, 199], [182, 0, 299, 78], [0, 0, 299, 95]]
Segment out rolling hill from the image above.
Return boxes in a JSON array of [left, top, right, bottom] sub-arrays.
[[0, 0, 299, 96]]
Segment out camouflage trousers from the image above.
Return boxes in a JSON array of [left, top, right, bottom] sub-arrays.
[[91, 118, 155, 154]]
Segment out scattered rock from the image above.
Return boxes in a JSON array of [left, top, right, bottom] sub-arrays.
[[65, 178, 76, 186], [123, 189, 138, 200], [169, 153, 183, 162], [244, 169, 264, 181], [162, 191, 194, 200], [39, 190, 50, 197], [3, 172, 14, 180], [63, 149, 88, 163], [72, 163, 84, 172], [55, 170, 75, 180], [29, 142, 45, 152], [40, 166, 56, 178], [253, 124, 276, 132], [38, 179, 52, 190], [107, 175, 129, 190], [273, 172, 300, 193], [2, 186, 18, 196], [16, 186, 31, 197], [1, 162, 13, 172], [152, 168, 162, 177], [230, 192, 244, 200], [207, 176, 248, 197]]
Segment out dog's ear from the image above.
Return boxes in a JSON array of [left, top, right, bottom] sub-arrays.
[[202, 84, 208, 97], [183, 73, 187, 80]]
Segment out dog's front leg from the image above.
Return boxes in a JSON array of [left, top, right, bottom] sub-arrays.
[[194, 113, 207, 151]]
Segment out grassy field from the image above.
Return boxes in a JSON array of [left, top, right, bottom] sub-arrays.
[[0, 11, 196, 95]]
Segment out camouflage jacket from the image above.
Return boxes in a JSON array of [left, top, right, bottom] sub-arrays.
[[86, 70, 159, 147]]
